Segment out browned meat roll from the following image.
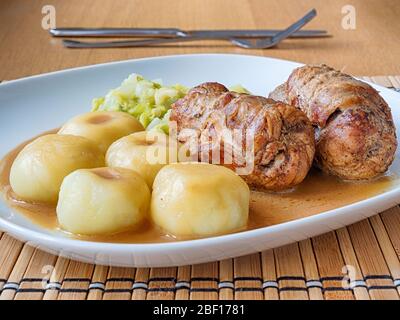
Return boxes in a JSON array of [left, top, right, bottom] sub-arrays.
[[170, 82, 315, 191], [269, 64, 397, 180]]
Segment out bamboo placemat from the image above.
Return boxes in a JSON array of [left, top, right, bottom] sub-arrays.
[[1, 76, 400, 300]]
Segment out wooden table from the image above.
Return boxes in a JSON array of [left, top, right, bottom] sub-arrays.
[[1, 0, 400, 80]]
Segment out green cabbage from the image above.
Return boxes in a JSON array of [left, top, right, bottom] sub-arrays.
[[91, 74, 188, 133], [229, 84, 251, 94]]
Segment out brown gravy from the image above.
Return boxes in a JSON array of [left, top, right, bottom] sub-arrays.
[[1, 130, 399, 243]]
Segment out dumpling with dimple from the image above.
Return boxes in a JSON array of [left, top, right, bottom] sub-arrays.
[[106, 131, 177, 188], [57, 167, 150, 235], [150, 162, 250, 237], [58, 111, 144, 153], [9, 134, 104, 204]]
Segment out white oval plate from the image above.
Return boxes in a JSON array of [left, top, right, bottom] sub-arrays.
[[1, 54, 400, 267]]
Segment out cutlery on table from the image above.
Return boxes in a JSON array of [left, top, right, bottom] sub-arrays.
[[59, 9, 323, 49], [50, 27, 327, 39]]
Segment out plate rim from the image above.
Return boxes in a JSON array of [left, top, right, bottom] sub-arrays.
[[0, 53, 302, 85]]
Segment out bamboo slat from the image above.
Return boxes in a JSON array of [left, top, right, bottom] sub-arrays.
[[335, 228, 370, 300], [369, 215, 400, 296], [42, 256, 69, 300], [14, 250, 57, 300], [261, 250, 279, 300], [388, 76, 400, 89], [131, 268, 149, 300], [57, 261, 94, 300], [0, 235, 24, 293], [298, 239, 324, 300], [87, 265, 108, 300], [175, 265, 191, 300], [0, 244, 35, 300], [347, 221, 399, 299], [102, 267, 135, 300], [312, 232, 354, 300], [147, 267, 177, 300], [190, 262, 219, 300], [381, 207, 400, 259], [274, 244, 308, 300], [234, 254, 263, 300], [217, 259, 233, 300]]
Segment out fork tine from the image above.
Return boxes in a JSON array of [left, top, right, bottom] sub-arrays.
[[231, 9, 317, 49], [271, 9, 317, 43]]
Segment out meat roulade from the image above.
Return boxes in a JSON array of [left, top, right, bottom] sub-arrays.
[[170, 82, 315, 191], [269, 64, 397, 180]]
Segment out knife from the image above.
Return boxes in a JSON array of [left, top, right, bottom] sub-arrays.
[[50, 27, 329, 38]]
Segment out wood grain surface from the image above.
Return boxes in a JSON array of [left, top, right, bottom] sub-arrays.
[[0, 0, 399, 80]]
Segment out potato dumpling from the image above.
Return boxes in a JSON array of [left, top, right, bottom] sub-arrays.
[[106, 131, 176, 188], [58, 111, 144, 153], [151, 163, 250, 237], [10, 134, 104, 204], [57, 167, 150, 235]]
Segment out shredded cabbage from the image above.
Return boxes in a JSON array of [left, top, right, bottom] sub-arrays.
[[229, 84, 251, 94], [91, 74, 188, 134]]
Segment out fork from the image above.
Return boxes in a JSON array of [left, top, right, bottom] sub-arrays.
[[231, 9, 316, 49], [63, 9, 318, 49]]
